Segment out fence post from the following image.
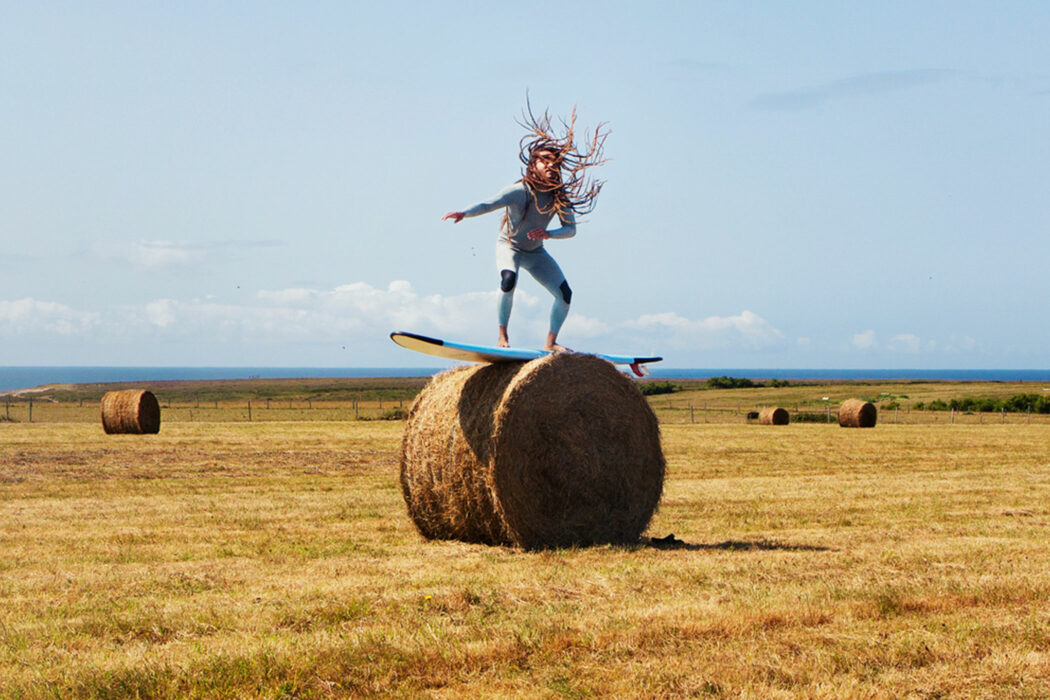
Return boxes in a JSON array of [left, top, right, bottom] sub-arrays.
[[1002, 408, 1005, 424], [29, 397, 33, 423], [951, 408, 955, 424], [248, 400, 252, 421], [690, 403, 694, 423]]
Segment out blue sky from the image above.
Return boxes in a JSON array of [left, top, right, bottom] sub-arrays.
[[2, 2, 1047, 369]]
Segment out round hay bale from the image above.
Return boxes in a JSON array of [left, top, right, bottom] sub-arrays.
[[758, 406, 789, 425], [399, 353, 665, 549], [101, 390, 161, 434], [838, 399, 877, 428]]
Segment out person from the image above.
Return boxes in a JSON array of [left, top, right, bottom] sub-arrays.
[[443, 102, 608, 352]]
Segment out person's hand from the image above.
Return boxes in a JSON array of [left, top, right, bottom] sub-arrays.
[[527, 228, 550, 241], [442, 212, 465, 223]]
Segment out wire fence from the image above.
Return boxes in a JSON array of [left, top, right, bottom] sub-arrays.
[[4, 394, 1049, 426], [0, 396, 410, 424]]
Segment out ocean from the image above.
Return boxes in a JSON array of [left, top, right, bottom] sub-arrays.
[[3, 366, 1050, 393]]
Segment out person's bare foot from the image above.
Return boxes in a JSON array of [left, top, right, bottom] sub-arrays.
[[497, 327, 510, 348], [544, 331, 570, 353]]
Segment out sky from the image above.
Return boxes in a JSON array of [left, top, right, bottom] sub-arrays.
[[2, 1, 1048, 369]]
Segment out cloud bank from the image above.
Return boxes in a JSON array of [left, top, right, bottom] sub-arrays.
[[0, 282, 787, 364]]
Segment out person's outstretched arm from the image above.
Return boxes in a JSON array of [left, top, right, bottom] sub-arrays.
[[443, 183, 524, 223]]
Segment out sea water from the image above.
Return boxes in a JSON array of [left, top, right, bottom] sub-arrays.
[[3, 366, 1050, 393]]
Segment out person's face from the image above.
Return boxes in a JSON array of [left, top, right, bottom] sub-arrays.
[[531, 150, 559, 185]]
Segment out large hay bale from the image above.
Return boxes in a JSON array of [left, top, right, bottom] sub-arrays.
[[758, 406, 789, 425], [399, 353, 665, 549], [101, 390, 161, 434], [838, 399, 877, 428]]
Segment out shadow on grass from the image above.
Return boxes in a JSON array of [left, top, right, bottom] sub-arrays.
[[643, 534, 831, 552]]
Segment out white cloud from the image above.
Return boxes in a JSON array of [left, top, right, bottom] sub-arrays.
[[562, 313, 612, 338], [0, 284, 788, 363], [258, 280, 496, 338], [889, 333, 922, 353], [621, 309, 786, 350], [0, 298, 100, 336], [145, 299, 178, 328], [92, 240, 201, 267], [852, 330, 877, 350]]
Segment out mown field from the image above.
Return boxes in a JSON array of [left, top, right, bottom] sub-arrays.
[[2, 378, 1050, 697]]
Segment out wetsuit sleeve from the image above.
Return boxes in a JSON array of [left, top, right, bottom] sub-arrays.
[[461, 183, 526, 218], [545, 210, 576, 239]]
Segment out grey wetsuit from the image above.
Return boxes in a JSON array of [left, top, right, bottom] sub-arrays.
[[461, 181, 575, 334]]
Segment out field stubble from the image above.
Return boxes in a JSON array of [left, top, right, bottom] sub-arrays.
[[2, 415, 1050, 697]]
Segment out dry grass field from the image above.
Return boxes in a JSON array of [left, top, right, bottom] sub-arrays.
[[2, 380, 1050, 697]]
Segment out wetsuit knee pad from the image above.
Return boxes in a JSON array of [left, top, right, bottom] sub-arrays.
[[500, 270, 517, 292], [559, 280, 572, 304]]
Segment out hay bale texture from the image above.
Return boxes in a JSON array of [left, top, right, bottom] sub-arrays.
[[759, 406, 789, 425], [399, 353, 665, 549], [838, 399, 877, 428], [101, 390, 161, 434]]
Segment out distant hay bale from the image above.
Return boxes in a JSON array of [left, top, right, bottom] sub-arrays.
[[838, 399, 877, 428], [399, 353, 665, 549], [759, 406, 789, 425], [101, 390, 161, 434]]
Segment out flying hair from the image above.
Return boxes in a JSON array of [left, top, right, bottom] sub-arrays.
[[516, 95, 610, 219]]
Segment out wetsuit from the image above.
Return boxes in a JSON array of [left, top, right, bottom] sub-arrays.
[[461, 181, 575, 334]]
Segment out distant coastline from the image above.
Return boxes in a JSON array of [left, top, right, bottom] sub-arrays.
[[3, 366, 1050, 394]]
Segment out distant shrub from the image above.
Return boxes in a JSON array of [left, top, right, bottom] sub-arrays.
[[705, 376, 756, 389], [912, 394, 1050, 413], [639, 382, 677, 396], [794, 411, 832, 423], [769, 379, 791, 388], [382, 407, 410, 421], [358, 406, 410, 421], [950, 397, 997, 413]]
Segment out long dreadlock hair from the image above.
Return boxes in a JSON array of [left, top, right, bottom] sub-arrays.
[[516, 97, 609, 220]]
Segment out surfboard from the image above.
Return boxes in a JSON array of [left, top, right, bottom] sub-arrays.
[[390, 331, 662, 377]]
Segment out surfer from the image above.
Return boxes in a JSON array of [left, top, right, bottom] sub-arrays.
[[443, 101, 608, 352]]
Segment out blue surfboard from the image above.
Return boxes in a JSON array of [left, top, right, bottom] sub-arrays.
[[390, 331, 661, 376]]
